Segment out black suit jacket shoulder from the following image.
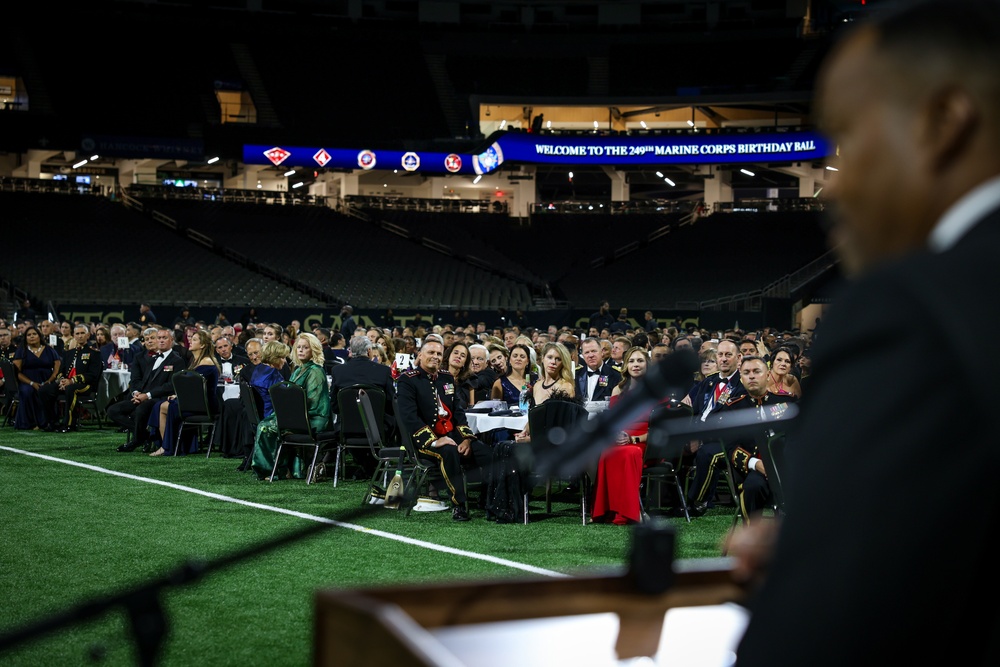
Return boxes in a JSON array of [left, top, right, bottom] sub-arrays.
[[736, 210, 1000, 666], [329, 357, 395, 415]]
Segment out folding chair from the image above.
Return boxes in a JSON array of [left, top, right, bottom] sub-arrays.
[[171, 370, 218, 457], [70, 388, 103, 429], [333, 384, 387, 487], [239, 380, 263, 433], [356, 388, 408, 506], [522, 400, 590, 525], [269, 381, 338, 484], [758, 429, 788, 517], [643, 399, 695, 522]]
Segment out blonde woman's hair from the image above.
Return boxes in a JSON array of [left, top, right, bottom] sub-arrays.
[[261, 341, 290, 367], [540, 342, 574, 385], [293, 332, 325, 367]]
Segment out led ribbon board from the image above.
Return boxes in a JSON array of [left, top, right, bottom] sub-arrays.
[[243, 129, 830, 176]]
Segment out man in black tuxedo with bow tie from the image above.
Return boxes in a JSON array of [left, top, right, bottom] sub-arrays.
[[681, 338, 746, 515], [108, 327, 185, 452], [575, 337, 621, 403]]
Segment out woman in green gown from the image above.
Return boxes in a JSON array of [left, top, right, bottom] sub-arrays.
[[251, 332, 331, 480]]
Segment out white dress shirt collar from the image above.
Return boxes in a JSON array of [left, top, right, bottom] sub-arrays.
[[929, 174, 1000, 252]]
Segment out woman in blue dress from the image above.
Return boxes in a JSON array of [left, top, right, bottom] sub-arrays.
[[236, 341, 289, 473], [12, 326, 61, 430], [491, 343, 537, 407], [251, 333, 330, 480], [487, 343, 537, 443], [148, 329, 220, 456]]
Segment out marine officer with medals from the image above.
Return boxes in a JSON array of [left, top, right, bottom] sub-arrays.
[[39, 324, 103, 432], [396, 334, 490, 521]]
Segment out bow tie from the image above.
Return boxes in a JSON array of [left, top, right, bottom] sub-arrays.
[[587, 370, 599, 377]]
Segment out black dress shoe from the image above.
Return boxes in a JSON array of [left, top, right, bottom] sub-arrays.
[[116, 426, 130, 433], [42, 423, 56, 432], [688, 501, 709, 517], [452, 506, 471, 522], [236, 457, 251, 472], [117, 441, 139, 453]]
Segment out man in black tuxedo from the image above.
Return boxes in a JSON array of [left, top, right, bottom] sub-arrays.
[[237, 338, 262, 384], [465, 343, 498, 407], [107, 328, 184, 452], [38, 319, 64, 354], [214, 336, 250, 379], [328, 337, 396, 476], [575, 337, 620, 403], [681, 338, 746, 515], [731, 3, 1000, 665]]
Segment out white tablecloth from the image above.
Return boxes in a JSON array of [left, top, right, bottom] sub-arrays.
[[466, 412, 529, 434], [98, 369, 132, 411]]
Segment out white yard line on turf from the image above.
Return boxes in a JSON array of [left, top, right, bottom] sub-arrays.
[[2, 445, 567, 578]]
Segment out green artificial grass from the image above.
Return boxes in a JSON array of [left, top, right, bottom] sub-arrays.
[[0, 427, 736, 666]]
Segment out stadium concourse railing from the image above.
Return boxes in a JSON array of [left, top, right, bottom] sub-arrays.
[[700, 248, 840, 313]]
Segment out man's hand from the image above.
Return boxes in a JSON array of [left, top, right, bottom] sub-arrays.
[[457, 439, 471, 455], [723, 518, 781, 586], [435, 435, 458, 448]]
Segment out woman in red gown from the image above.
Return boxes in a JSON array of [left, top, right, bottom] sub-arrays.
[[592, 346, 655, 525]]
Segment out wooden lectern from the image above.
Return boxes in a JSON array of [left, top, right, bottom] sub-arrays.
[[314, 557, 746, 666]]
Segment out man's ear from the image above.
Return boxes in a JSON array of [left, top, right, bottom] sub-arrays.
[[921, 85, 979, 172]]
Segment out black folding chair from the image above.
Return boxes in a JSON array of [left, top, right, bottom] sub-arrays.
[[269, 381, 338, 484], [758, 429, 788, 517], [171, 370, 217, 457], [523, 400, 590, 525], [357, 388, 408, 506], [643, 399, 695, 522], [239, 380, 263, 433], [334, 384, 386, 487]]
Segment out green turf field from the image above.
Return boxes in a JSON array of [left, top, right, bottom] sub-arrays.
[[0, 427, 734, 666]]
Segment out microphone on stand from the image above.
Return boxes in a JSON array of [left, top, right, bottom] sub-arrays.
[[533, 349, 700, 480]]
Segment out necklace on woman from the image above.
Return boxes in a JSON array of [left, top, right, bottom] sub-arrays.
[[541, 378, 557, 390], [29, 345, 44, 356]]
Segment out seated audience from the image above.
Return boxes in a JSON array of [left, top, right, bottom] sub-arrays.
[[38, 324, 102, 432], [251, 333, 330, 480], [12, 325, 61, 430], [148, 329, 221, 457], [592, 346, 657, 525], [238, 341, 289, 472]]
